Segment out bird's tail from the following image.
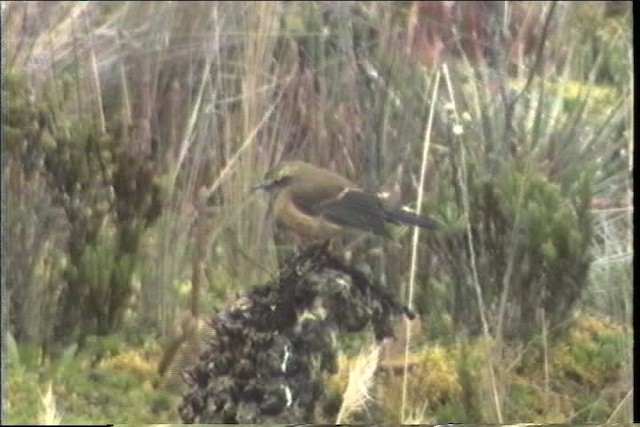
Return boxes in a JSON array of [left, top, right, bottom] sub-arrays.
[[386, 208, 440, 229]]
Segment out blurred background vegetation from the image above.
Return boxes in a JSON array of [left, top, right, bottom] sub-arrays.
[[2, 0, 632, 424]]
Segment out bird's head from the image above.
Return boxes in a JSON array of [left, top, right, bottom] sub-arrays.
[[252, 162, 310, 192]]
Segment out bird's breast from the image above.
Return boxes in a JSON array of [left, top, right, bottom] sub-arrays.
[[274, 189, 343, 239]]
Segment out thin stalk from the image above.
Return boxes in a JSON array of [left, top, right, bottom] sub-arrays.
[[442, 63, 503, 422], [84, 7, 106, 134], [400, 69, 440, 423], [542, 307, 549, 417]]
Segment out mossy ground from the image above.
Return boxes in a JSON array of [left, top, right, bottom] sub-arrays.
[[8, 312, 624, 424]]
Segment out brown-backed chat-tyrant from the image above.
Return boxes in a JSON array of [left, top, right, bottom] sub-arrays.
[[253, 161, 440, 242]]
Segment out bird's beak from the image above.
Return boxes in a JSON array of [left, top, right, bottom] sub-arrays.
[[252, 181, 274, 193], [251, 183, 266, 193], [252, 177, 287, 193]]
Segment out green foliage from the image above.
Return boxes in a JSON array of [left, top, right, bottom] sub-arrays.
[[561, 2, 632, 86], [413, 279, 455, 342], [428, 160, 594, 340], [368, 313, 627, 423], [377, 344, 462, 421], [572, 394, 615, 423], [6, 332, 24, 375], [421, 30, 628, 340], [6, 369, 43, 424], [502, 378, 571, 422], [6, 340, 177, 424], [82, 334, 125, 365], [552, 314, 628, 389], [5, 65, 164, 343], [455, 339, 483, 421], [492, 165, 592, 325]]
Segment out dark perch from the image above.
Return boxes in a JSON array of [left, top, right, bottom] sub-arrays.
[[179, 242, 415, 424]]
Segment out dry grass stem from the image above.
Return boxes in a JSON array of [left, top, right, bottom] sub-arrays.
[[38, 382, 61, 425], [336, 344, 381, 424]]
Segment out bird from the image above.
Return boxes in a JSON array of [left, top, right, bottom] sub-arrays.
[[252, 161, 440, 242]]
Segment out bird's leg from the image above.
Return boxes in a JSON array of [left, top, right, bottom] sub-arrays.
[[326, 237, 341, 256], [273, 228, 300, 266]]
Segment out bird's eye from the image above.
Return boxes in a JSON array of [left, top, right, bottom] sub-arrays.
[[261, 175, 291, 191], [273, 176, 292, 187]]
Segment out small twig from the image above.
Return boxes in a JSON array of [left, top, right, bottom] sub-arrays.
[[541, 308, 549, 416], [505, 1, 558, 112], [606, 388, 633, 423]]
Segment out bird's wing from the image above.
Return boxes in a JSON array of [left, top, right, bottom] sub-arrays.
[[317, 189, 392, 237], [288, 182, 347, 216], [385, 207, 441, 229], [288, 183, 390, 237]]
